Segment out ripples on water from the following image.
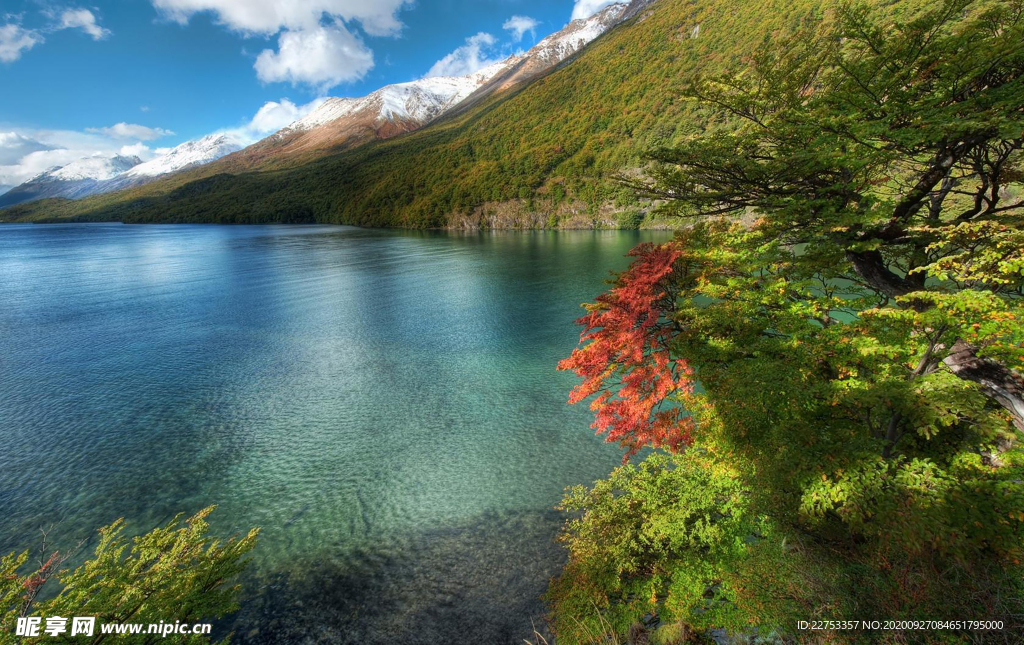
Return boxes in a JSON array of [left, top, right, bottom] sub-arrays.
[[0, 224, 671, 643]]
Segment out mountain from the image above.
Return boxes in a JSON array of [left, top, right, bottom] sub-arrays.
[[225, 5, 638, 168], [458, 2, 633, 106], [100, 134, 244, 191], [0, 134, 242, 208], [231, 62, 513, 166], [4, 0, 894, 226], [1, 0, 657, 220], [0, 154, 141, 209]]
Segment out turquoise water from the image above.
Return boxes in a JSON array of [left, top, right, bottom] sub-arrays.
[[0, 224, 670, 643]]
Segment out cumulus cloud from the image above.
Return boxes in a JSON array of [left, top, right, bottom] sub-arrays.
[[1, 148, 77, 187], [150, 1, 401, 90], [216, 97, 324, 144], [150, 0, 408, 35], [0, 23, 43, 62], [0, 132, 52, 164], [118, 142, 161, 160], [86, 123, 174, 140], [502, 15, 538, 42], [571, 0, 619, 21], [0, 93, 327, 192], [59, 9, 110, 40], [425, 32, 501, 79], [1, 9, 111, 64], [151, 0, 407, 36], [247, 98, 324, 134], [0, 122, 175, 188], [254, 23, 373, 90], [0, 92, 328, 192]]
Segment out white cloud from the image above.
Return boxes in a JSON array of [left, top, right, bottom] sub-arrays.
[[571, 0, 618, 21], [217, 97, 324, 144], [0, 139, 106, 188], [425, 32, 500, 79], [0, 128, 170, 188], [254, 23, 373, 90], [0, 88, 331, 191], [86, 123, 174, 140], [119, 142, 160, 160], [59, 9, 110, 40], [150, 0, 408, 36], [502, 15, 538, 42], [247, 98, 323, 134], [0, 23, 43, 62], [1, 10, 111, 64], [0, 132, 52, 164], [150, 0, 408, 90]]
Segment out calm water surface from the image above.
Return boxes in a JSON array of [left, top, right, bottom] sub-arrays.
[[0, 224, 670, 643]]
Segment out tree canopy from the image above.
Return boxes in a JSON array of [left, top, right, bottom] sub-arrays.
[[553, 1, 1024, 641]]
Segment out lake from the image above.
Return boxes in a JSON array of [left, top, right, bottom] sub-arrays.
[[0, 224, 671, 643]]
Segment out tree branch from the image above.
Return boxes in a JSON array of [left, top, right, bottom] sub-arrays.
[[943, 339, 1024, 432], [845, 249, 923, 298]]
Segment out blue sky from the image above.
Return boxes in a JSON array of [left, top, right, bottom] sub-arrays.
[[0, 0, 615, 190]]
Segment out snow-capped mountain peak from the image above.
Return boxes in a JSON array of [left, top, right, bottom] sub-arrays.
[[278, 61, 514, 137], [45, 154, 142, 182], [0, 134, 245, 209], [0, 153, 144, 208], [125, 134, 243, 178], [249, 3, 641, 159], [531, 3, 627, 64]]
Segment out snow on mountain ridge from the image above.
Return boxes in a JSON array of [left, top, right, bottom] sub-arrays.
[[0, 153, 144, 208], [46, 154, 142, 182], [530, 3, 627, 63], [280, 60, 514, 136], [272, 3, 629, 140], [125, 134, 243, 178], [1, 134, 244, 209]]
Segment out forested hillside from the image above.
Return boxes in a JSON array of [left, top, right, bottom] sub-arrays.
[[2, 0, 922, 227]]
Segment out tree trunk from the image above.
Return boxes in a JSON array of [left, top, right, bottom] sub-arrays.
[[845, 250, 922, 299], [943, 340, 1024, 433], [844, 251, 1024, 433]]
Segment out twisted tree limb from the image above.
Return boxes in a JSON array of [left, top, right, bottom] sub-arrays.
[[943, 339, 1024, 433]]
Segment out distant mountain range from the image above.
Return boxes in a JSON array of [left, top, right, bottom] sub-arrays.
[[0, 4, 636, 211], [8, 0, 822, 229], [0, 134, 243, 209], [0, 154, 142, 208]]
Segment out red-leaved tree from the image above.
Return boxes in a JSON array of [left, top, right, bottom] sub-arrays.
[[558, 242, 693, 458]]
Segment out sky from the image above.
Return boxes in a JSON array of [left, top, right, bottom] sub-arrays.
[[0, 0, 619, 192]]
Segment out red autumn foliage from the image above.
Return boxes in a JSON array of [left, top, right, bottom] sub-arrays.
[[559, 242, 694, 458], [22, 551, 59, 596]]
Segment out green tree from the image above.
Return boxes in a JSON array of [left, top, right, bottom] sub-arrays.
[[1, 508, 258, 644], [554, 1, 1024, 641]]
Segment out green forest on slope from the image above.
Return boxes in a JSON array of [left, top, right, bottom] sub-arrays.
[[2, 0, 923, 228]]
